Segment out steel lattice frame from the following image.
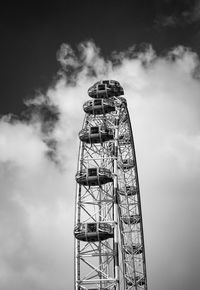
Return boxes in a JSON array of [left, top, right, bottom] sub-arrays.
[[74, 82, 147, 290]]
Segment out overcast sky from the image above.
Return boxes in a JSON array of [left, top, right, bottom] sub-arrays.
[[0, 1, 200, 290]]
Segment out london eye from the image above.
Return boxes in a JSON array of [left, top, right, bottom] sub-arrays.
[[74, 80, 147, 290]]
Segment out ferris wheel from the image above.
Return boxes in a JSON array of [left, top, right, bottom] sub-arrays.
[[74, 80, 147, 290]]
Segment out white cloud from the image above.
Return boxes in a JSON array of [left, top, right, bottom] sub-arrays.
[[0, 120, 47, 168], [0, 41, 200, 290]]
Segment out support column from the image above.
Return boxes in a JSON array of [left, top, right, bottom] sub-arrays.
[[113, 116, 120, 290]]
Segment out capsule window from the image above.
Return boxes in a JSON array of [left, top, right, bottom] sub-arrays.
[[81, 224, 86, 231], [103, 80, 109, 85], [99, 168, 109, 175], [98, 84, 105, 90], [87, 223, 97, 232], [101, 223, 109, 231], [88, 168, 97, 177], [94, 99, 102, 106], [90, 127, 99, 134]]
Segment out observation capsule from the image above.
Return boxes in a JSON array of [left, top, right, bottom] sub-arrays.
[[119, 159, 135, 170], [79, 126, 114, 144], [83, 98, 115, 115], [119, 133, 131, 145], [124, 244, 143, 255], [127, 276, 145, 286], [74, 222, 114, 242], [122, 214, 141, 224], [88, 80, 124, 99], [118, 185, 138, 196], [76, 167, 113, 186]]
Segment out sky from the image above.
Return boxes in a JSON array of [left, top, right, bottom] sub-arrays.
[[0, 1, 200, 290]]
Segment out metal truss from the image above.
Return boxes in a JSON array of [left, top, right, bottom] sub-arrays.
[[74, 80, 147, 290]]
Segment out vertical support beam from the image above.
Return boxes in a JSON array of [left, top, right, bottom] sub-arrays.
[[113, 116, 120, 290], [74, 184, 81, 290], [74, 239, 80, 290], [99, 188, 103, 290]]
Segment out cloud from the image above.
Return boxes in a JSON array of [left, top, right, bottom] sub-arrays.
[[0, 41, 200, 290]]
